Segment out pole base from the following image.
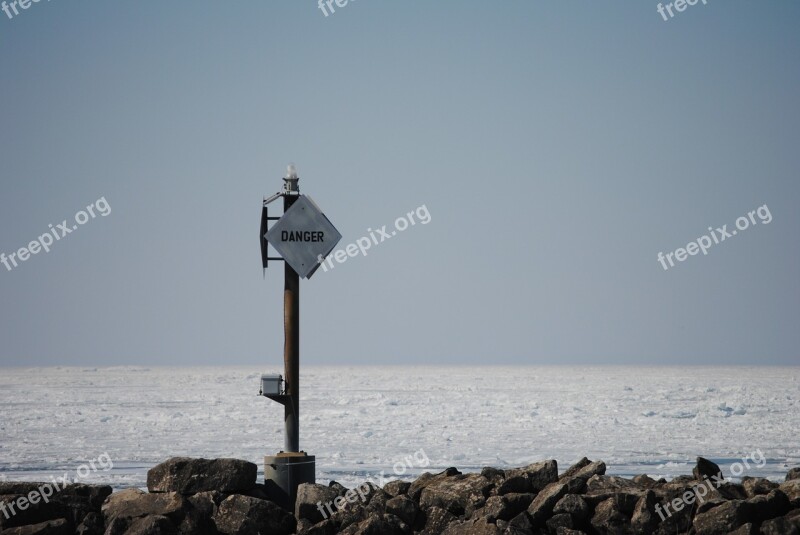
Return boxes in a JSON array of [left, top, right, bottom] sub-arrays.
[[264, 452, 316, 511]]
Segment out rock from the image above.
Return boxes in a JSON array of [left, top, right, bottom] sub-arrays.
[[552, 494, 589, 521], [546, 513, 573, 532], [693, 500, 751, 535], [345, 513, 409, 535], [419, 473, 492, 517], [297, 518, 337, 535], [526, 481, 568, 523], [75, 512, 104, 535], [0, 483, 111, 531], [419, 506, 457, 535], [214, 494, 294, 535], [728, 523, 758, 535], [583, 475, 642, 514], [632, 474, 657, 488], [385, 495, 420, 527], [555, 529, 587, 535], [480, 467, 505, 485], [497, 461, 557, 496], [630, 490, 658, 535], [565, 461, 606, 483], [787, 468, 800, 482], [742, 477, 779, 498], [479, 493, 534, 523], [780, 479, 800, 507], [441, 516, 500, 535], [747, 489, 790, 523], [124, 515, 178, 535], [503, 512, 534, 534], [102, 489, 186, 526], [408, 468, 461, 502], [146, 458, 257, 495], [295, 483, 342, 524], [383, 481, 410, 498], [589, 497, 631, 535], [693, 457, 723, 482], [558, 458, 591, 481], [759, 508, 800, 535], [0, 519, 70, 535]]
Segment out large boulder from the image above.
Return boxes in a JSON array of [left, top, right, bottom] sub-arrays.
[[408, 468, 461, 502], [787, 468, 800, 482], [101, 489, 186, 527], [147, 458, 257, 495], [385, 495, 420, 528], [693, 457, 723, 482], [419, 473, 492, 518], [590, 496, 631, 534], [214, 494, 295, 535], [496, 460, 557, 495], [693, 500, 752, 535], [295, 483, 341, 524], [527, 481, 569, 524]]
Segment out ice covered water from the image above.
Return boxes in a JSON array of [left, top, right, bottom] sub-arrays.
[[0, 366, 797, 489]]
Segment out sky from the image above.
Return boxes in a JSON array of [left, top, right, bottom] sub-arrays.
[[0, 1, 798, 366]]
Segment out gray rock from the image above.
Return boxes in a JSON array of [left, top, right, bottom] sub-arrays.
[[787, 468, 800, 482], [408, 468, 461, 502], [419, 473, 492, 517], [728, 523, 758, 535], [558, 458, 591, 481], [146, 458, 257, 495], [747, 489, 790, 523], [295, 483, 342, 524], [742, 477, 779, 498], [546, 513, 573, 532], [383, 480, 410, 498], [630, 490, 658, 535], [214, 494, 294, 535], [552, 494, 589, 521], [478, 493, 534, 523], [590, 497, 632, 535], [124, 515, 178, 535], [759, 509, 800, 535], [0, 518, 70, 535], [497, 461, 557, 496], [419, 506, 458, 535], [385, 495, 419, 527], [693, 500, 751, 535], [441, 516, 500, 535], [780, 479, 800, 507], [503, 512, 533, 535], [526, 481, 568, 523], [101, 489, 186, 526], [693, 457, 723, 482]]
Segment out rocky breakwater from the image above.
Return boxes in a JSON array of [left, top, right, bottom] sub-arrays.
[[1, 456, 800, 535]]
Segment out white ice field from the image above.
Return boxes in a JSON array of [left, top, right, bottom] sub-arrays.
[[0, 366, 798, 490]]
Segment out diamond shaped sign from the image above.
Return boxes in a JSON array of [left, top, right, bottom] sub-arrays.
[[265, 195, 342, 279]]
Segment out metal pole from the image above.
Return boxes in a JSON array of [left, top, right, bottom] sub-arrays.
[[283, 193, 300, 453]]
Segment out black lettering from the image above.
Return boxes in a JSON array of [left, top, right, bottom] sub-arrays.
[[281, 231, 289, 241]]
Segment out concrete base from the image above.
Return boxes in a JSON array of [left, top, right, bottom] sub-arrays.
[[264, 452, 316, 511]]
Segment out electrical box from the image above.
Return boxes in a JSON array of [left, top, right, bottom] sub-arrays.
[[260, 374, 284, 396]]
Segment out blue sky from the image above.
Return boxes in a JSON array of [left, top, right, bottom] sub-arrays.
[[0, 1, 798, 366]]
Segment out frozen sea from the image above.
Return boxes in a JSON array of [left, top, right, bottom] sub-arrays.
[[0, 366, 798, 490]]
